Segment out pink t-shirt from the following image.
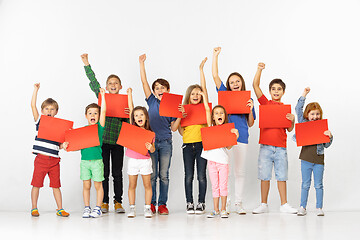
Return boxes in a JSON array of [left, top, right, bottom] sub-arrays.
[[125, 148, 150, 159]]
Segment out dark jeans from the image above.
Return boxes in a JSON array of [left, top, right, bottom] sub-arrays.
[[102, 143, 124, 203], [182, 142, 207, 203]]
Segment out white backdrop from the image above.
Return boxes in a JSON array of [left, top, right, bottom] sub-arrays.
[[1, 0, 359, 212]]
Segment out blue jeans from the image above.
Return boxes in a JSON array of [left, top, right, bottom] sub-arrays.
[[182, 142, 207, 203], [300, 160, 324, 209], [150, 138, 172, 206]]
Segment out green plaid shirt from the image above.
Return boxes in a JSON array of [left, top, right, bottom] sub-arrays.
[[84, 65, 128, 145]]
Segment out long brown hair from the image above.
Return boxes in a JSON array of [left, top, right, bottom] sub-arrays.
[[183, 84, 204, 105], [226, 72, 246, 91], [131, 106, 152, 131], [303, 102, 323, 120], [211, 105, 229, 126]]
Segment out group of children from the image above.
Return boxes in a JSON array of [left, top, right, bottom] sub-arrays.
[[30, 47, 333, 219]]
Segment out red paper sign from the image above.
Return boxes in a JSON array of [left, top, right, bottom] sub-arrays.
[[201, 123, 237, 151], [65, 124, 100, 151], [180, 103, 212, 127], [295, 119, 330, 147], [116, 122, 155, 156], [98, 93, 129, 118], [159, 92, 183, 118], [37, 115, 74, 143], [259, 105, 292, 128], [218, 91, 251, 114]]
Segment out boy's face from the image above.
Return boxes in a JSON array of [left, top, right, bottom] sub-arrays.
[[213, 107, 225, 125], [228, 75, 242, 91], [307, 109, 321, 121], [86, 108, 100, 125], [134, 109, 146, 128], [189, 88, 202, 105], [153, 82, 169, 100], [41, 104, 58, 117], [269, 83, 284, 101], [106, 78, 122, 94]]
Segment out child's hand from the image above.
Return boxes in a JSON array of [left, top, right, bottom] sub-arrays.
[[213, 47, 221, 56], [178, 104, 187, 118], [145, 142, 154, 152], [124, 108, 130, 115], [258, 62, 265, 70], [324, 130, 332, 138], [34, 83, 40, 90], [81, 53, 89, 65], [231, 128, 239, 139], [139, 54, 146, 63], [62, 142, 69, 151], [302, 87, 310, 97], [99, 88, 106, 96], [286, 113, 295, 122], [127, 88, 132, 95], [247, 99, 254, 111], [199, 57, 207, 69]]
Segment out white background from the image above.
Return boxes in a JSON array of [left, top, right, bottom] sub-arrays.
[[1, 0, 359, 213]]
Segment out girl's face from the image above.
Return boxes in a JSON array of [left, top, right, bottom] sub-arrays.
[[153, 82, 169, 100], [134, 109, 147, 127], [213, 107, 225, 125], [189, 88, 202, 105], [228, 75, 243, 91], [307, 109, 321, 121], [86, 108, 99, 125]]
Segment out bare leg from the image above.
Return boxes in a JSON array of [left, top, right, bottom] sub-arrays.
[[220, 196, 227, 211], [277, 181, 287, 205], [53, 188, 63, 210], [128, 175, 138, 205], [83, 180, 91, 206], [31, 187, 40, 209], [141, 175, 152, 205], [261, 180, 270, 203], [94, 182, 104, 207], [213, 197, 220, 212]]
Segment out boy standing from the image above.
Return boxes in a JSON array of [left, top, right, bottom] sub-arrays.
[[30, 83, 69, 217], [81, 54, 127, 213], [252, 63, 297, 214]]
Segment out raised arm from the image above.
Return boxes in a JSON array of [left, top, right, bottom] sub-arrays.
[[253, 62, 265, 99], [31, 83, 40, 121], [199, 57, 209, 103], [127, 88, 134, 124], [295, 87, 310, 123], [139, 54, 152, 99], [81, 53, 101, 97], [99, 88, 106, 127], [200, 92, 211, 127], [212, 47, 222, 90]]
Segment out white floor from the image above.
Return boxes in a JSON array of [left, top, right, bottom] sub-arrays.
[[1, 210, 358, 240]]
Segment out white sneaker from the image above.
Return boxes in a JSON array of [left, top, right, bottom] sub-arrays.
[[206, 211, 219, 218], [144, 205, 153, 218], [316, 208, 324, 216], [90, 206, 102, 218], [82, 207, 91, 218], [297, 206, 307, 216], [252, 203, 269, 214], [280, 203, 297, 214], [127, 205, 136, 218], [235, 202, 246, 215], [220, 210, 228, 218]]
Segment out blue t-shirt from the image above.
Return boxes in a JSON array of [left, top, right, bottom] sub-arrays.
[[217, 82, 256, 144], [146, 93, 176, 140]]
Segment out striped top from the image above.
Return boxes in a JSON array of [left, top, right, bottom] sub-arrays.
[[32, 117, 60, 158]]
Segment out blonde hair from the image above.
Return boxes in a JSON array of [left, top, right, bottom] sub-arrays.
[[183, 84, 203, 105], [303, 102, 323, 120]]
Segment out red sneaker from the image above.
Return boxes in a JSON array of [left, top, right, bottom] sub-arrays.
[[150, 204, 156, 214], [158, 205, 169, 215]]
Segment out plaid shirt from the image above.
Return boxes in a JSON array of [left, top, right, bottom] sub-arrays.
[[84, 65, 128, 145]]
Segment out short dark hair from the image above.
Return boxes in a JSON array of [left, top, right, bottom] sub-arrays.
[[269, 78, 286, 91], [226, 72, 246, 91], [106, 74, 121, 85], [41, 98, 59, 111], [85, 103, 100, 115], [152, 78, 170, 91]]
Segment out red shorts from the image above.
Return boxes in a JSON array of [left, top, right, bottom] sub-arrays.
[[31, 154, 61, 188]]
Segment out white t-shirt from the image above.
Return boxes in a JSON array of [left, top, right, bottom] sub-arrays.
[[201, 147, 229, 164]]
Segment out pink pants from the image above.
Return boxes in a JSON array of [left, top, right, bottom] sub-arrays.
[[208, 160, 229, 198]]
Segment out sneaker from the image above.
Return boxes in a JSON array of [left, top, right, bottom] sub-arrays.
[[127, 205, 136, 218], [101, 202, 109, 213], [207, 211, 219, 218], [235, 202, 246, 215], [280, 203, 297, 214], [144, 205, 153, 218], [220, 210, 229, 218], [316, 208, 324, 216], [56, 208, 70, 217], [297, 206, 307, 216], [252, 203, 269, 214], [114, 200, 125, 213], [195, 202, 205, 214], [31, 208, 39, 217], [90, 206, 102, 218], [186, 202, 195, 214], [158, 205, 169, 215], [82, 207, 91, 218], [150, 204, 156, 214]]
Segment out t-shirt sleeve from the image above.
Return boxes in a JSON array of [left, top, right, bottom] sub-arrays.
[[258, 94, 268, 105], [217, 82, 227, 92], [145, 93, 155, 106], [251, 103, 256, 120]]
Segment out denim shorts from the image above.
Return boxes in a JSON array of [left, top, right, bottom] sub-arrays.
[[258, 144, 288, 181]]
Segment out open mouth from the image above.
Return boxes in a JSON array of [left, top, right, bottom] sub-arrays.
[[90, 118, 96, 123], [111, 87, 116, 91], [233, 86, 240, 90], [137, 119, 143, 125], [47, 114, 51, 116], [218, 117, 223, 122], [158, 93, 164, 97]]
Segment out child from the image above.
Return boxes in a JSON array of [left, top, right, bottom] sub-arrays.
[[175, 58, 209, 214], [295, 87, 333, 216], [30, 83, 69, 217], [252, 62, 297, 214], [81, 54, 127, 213], [212, 47, 256, 214], [126, 88, 155, 218], [138, 54, 178, 215], [200, 93, 239, 218]]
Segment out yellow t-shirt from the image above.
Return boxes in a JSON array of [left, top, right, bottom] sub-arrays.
[[183, 124, 206, 144]]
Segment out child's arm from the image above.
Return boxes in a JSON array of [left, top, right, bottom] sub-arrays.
[[31, 83, 40, 121], [253, 62, 265, 99], [247, 99, 255, 127], [212, 47, 222, 90], [286, 113, 295, 132], [127, 88, 134, 124], [81, 53, 101, 97], [139, 54, 152, 99], [323, 130, 333, 148], [171, 104, 186, 134], [295, 87, 310, 123], [99, 88, 106, 127], [226, 128, 239, 150], [200, 57, 209, 103], [200, 92, 211, 127]]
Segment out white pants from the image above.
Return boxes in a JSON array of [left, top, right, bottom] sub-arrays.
[[229, 142, 248, 204]]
